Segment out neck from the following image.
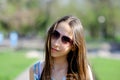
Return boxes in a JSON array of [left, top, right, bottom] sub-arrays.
[[51, 56, 68, 80], [53, 56, 68, 70]]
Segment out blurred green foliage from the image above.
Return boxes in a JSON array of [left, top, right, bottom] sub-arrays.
[[0, 0, 120, 42]]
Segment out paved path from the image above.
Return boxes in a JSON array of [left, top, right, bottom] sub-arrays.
[[14, 50, 44, 80], [14, 68, 29, 80]]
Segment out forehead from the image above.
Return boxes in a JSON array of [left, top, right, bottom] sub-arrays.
[[56, 21, 73, 38]]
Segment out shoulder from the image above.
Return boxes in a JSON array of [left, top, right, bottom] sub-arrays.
[[32, 61, 45, 73], [29, 61, 45, 80]]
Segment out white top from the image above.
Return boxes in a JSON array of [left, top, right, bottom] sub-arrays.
[[33, 61, 93, 80], [88, 65, 93, 80]]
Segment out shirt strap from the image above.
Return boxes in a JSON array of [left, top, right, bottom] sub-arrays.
[[33, 61, 41, 80]]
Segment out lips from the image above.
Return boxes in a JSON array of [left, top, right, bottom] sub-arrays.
[[51, 48, 58, 52]]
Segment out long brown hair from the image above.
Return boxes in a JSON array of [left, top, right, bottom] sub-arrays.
[[40, 15, 90, 80]]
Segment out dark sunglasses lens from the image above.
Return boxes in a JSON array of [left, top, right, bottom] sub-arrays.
[[52, 31, 60, 39], [62, 36, 71, 44]]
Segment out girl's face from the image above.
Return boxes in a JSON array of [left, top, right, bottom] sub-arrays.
[[51, 21, 73, 58]]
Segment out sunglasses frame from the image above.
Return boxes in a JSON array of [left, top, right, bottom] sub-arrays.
[[51, 30, 73, 44]]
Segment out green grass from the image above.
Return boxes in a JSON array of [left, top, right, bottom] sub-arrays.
[[0, 49, 38, 80], [1, 49, 120, 80], [90, 57, 120, 80]]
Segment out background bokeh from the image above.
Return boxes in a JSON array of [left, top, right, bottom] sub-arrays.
[[0, 0, 120, 80]]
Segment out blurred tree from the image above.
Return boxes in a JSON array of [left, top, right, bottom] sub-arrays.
[[0, 0, 120, 40], [34, 0, 53, 36], [85, 0, 120, 40], [0, 21, 9, 30]]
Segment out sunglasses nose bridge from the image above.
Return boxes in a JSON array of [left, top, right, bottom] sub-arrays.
[[54, 36, 62, 45]]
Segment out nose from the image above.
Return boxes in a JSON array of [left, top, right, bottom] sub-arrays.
[[54, 37, 61, 46]]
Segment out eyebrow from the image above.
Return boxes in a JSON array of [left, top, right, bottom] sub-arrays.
[[55, 30, 72, 39], [55, 30, 67, 37]]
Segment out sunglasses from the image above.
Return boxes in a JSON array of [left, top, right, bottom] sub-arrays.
[[51, 30, 73, 44]]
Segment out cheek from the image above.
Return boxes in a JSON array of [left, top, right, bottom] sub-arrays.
[[62, 45, 72, 53], [51, 39, 53, 44], [51, 39, 55, 45]]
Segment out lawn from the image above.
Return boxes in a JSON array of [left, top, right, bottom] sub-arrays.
[[90, 57, 120, 80], [0, 49, 39, 80], [0, 49, 120, 80]]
